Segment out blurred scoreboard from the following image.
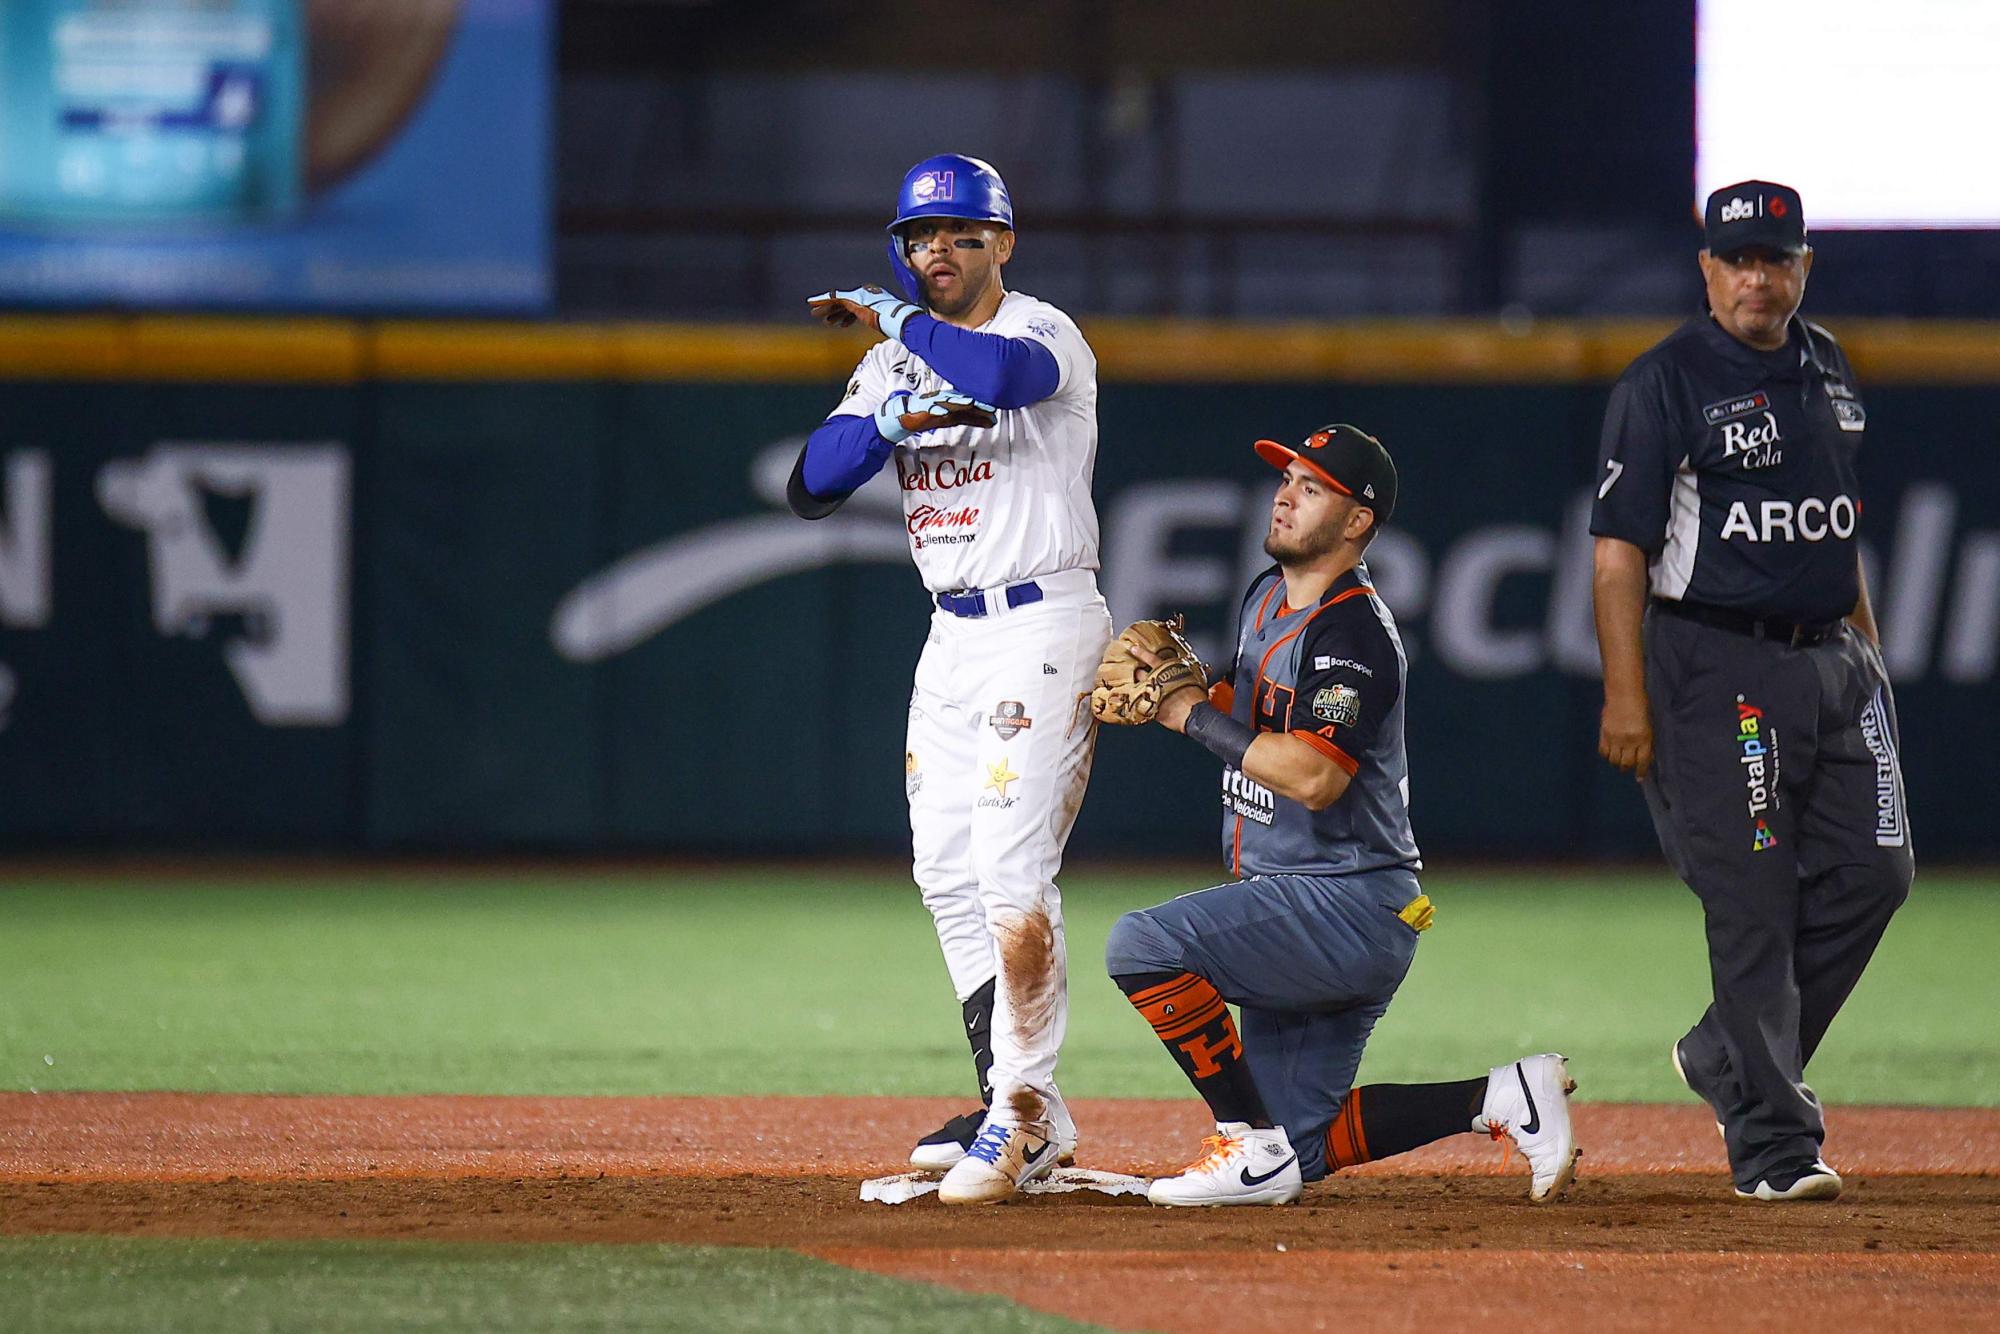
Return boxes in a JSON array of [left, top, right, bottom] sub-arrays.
[[1699, 0, 2000, 229], [0, 0, 550, 311]]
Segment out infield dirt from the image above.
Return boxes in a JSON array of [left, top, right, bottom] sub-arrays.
[[5, 1093, 1999, 1332]]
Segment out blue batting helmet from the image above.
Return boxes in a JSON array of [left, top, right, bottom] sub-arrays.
[[885, 154, 1013, 301]]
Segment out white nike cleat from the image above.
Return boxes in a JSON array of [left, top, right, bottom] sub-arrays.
[[910, 1086, 1079, 1171], [937, 1120, 1060, 1205], [1147, 1123, 1302, 1207], [1477, 1053, 1581, 1203]]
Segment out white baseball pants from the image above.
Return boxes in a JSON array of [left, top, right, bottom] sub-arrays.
[[904, 568, 1112, 1129]]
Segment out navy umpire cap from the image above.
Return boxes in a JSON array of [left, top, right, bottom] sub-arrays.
[[1254, 424, 1398, 525], [1704, 180, 1807, 255]]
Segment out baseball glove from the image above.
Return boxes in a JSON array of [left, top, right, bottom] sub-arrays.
[[1090, 615, 1207, 726]]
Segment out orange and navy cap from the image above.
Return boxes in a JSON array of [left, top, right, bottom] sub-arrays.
[[1252, 423, 1398, 525]]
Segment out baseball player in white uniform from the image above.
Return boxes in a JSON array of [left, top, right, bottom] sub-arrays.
[[786, 153, 1112, 1205]]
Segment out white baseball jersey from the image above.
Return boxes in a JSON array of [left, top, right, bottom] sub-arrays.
[[830, 291, 1099, 594]]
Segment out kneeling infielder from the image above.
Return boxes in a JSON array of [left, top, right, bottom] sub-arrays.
[[1092, 424, 1582, 1206]]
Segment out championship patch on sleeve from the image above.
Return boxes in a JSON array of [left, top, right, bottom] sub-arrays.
[[1312, 684, 1360, 727]]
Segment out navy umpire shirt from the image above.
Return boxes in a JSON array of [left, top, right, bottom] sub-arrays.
[[1590, 314, 1866, 623]]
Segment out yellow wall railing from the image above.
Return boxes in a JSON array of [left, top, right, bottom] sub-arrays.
[[3, 316, 1999, 384]]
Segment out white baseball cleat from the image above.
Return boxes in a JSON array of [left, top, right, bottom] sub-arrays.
[[909, 1109, 986, 1170], [937, 1120, 1060, 1205], [910, 1087, 1078, 1171], [1477, 1053, 1581, 1203], [1147, 1123, 1302, 1207]]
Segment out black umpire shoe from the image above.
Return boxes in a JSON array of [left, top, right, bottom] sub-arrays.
[[1736, 1158, 1843, 1202]]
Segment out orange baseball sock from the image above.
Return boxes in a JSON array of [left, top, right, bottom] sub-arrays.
[[1115, 970, 1272, 1128]]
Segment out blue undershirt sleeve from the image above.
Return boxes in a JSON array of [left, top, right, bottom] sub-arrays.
[[801, 413, 895, 498], [897, 314, 1060, 408]]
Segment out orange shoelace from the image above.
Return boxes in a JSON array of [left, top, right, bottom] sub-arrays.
[[1183, 1133, 1244, 1174], [1488, 1122, 1520, 1169]]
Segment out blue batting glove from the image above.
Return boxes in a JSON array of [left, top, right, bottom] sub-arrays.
[[808, 285, 921, 342], [874, 390, 1000, 444]]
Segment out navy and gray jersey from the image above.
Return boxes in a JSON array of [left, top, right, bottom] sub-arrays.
[[1590, 314, 1866, 623], [1216, 563, 1420, 878]]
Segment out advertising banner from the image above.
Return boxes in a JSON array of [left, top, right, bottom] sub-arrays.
[[0, 0, 550, 311], [1, 369, 1994, 857]]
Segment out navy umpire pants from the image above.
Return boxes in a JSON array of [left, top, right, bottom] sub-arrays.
[[1643, 608, 1913, 1190], [1104, 867, 1424, 1181]]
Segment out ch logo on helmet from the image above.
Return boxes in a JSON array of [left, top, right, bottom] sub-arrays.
[[911, 170, 955, 204], [1720, 196, 1756, 222]]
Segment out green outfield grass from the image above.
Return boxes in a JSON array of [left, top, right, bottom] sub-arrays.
[[2, 865, 1995, 1105], [0, 1236, 1102, 1333]]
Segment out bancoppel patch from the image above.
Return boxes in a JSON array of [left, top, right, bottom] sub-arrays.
[[1313, 655, 1374, 676]]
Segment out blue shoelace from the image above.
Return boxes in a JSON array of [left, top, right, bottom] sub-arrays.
[[966, 1122, 1012, 1166]]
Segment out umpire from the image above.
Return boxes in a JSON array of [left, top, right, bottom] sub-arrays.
[[1590, 180, 1913, 1203]]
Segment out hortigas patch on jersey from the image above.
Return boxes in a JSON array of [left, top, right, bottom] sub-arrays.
[[989, 700, 1033, 740], [1312, 684, 1360, 726]]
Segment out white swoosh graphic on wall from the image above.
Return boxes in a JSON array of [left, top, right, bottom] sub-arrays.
[[551, 514, 908, 663]]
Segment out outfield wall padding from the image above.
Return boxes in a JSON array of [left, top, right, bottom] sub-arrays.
[[1, 320, 1996, 856]]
